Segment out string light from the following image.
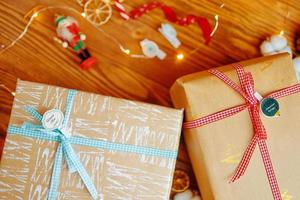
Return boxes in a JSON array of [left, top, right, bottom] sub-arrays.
[[0, 4, 222, 61], [176, 53, 184, 60], [32, 12, 39, 18], [210, 15, 219, 37], [0, 84, 15, 96], [0, 7, 38, 54], [278, 8, 290, 37], [122, 48, 131, 54], [0, 6, 143, 57]]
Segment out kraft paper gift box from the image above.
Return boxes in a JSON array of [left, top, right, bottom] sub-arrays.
[[0, 80, 183, 200], [170, 53, 300, 200]]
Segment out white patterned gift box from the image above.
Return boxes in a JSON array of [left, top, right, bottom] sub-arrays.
[[0, 80, 183, 200]]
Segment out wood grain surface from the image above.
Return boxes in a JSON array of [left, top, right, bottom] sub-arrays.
[[0, 0, 300, 198]]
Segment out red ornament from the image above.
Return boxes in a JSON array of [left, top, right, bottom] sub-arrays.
[[114, 0, 212, 44]]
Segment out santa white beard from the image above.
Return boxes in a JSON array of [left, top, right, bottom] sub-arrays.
[[56, 25, 75, 42]]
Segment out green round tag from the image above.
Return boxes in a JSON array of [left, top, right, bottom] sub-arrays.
[[260, 98, 280, 117]]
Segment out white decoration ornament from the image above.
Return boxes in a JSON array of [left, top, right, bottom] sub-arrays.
[[260, 34, 291, 57], [270, 34, 287, 51], [140, 39, 166, 60], [293, 57, 300, 82], [260, 41, 275, 55], [159, 23, 181, 48], [173, 189, 193, 200]]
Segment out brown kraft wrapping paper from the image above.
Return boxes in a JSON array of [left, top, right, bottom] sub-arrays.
[[170, 53, 300, 200], [0, 80, 183, 200]]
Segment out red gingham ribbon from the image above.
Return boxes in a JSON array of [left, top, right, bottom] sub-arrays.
[[184, 63, 300, 200], [114, 0, 212, 44]]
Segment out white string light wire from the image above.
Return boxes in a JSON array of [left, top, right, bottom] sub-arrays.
[[0, 4, 220, 60]]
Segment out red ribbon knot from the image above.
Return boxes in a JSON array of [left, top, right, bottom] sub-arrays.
[[184, 63, 300, 200]]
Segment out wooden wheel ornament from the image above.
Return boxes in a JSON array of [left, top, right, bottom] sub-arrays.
[[84, 0, 112, 26]]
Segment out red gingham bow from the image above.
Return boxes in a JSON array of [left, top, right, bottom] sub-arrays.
[[184, 63, 300, 200]]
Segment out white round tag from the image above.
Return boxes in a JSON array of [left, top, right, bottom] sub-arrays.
[[42, 109, 64, 130], [140, 39, 159, 58]]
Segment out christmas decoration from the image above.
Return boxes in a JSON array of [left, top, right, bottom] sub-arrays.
[[171, 170, 190, 193], [259, 32, 300, 83], [159, 23, 181, 48], [83, 0, 112, 26], [140, 39, 166, 60], [114, 0, 212, 44], [260, 34, 292, 57], [55, 15, 97, 69], [0, 5, 145, 59], [0, 3, 221, 62]]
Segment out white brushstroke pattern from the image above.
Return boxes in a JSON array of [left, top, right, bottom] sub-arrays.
[[0, 80, 182, 199]]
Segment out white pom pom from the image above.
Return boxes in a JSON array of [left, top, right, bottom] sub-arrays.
[[270, 34, 287, 51], [62, 41, 68, 48], [293, 57, 300, 82], [260, 41, 275, 56], [174, 190, 193, 200], [190, 195, 202, 200], [278, 46, 292, 57]]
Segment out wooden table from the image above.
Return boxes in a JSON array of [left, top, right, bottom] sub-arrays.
[[0, 0, 299, 198]]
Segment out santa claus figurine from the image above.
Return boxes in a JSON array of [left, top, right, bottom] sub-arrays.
[[55, 15, 97, 69]]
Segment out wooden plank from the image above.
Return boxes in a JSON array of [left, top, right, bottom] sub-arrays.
[[1, 0, 299, 197]]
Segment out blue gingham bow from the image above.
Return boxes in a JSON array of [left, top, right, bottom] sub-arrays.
[[21, 90, 98, 200], [8, 89, 178, 200]]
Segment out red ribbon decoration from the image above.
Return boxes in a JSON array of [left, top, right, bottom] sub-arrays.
[[184, 63, 300, 200], [114, 1, 212, 44]]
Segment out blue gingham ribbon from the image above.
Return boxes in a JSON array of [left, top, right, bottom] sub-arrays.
[[7, 90, 178, 200]]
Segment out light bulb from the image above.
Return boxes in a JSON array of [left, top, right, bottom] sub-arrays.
[[176, 53, 184, 60], [120, 46, 131, 55], [32, 12, 38, 18], [124, 49, 130, 54]]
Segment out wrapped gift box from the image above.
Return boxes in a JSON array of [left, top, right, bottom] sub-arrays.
[[170, 53, 300, 200], [0, 80, 183, 200]]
